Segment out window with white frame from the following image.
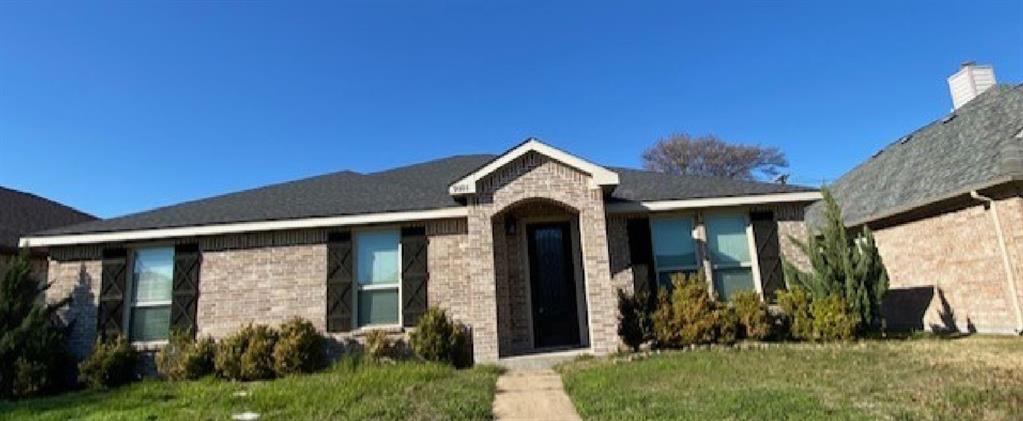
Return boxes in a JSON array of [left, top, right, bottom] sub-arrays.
[[650, 217, 700, 289], [130, 247, 174, 342], [355, 229, 400, 327], [705, 214, 756, 300]]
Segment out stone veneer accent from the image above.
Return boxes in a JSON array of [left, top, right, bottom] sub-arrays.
[[873, 196, 1023, 334], [466, 152, 618, 362]]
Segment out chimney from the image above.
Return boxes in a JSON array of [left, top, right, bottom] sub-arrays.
[[947, 61, 997, 110]]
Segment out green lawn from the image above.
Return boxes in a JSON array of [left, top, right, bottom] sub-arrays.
[[558, 336, 1023, 420], [0, 359, 501, 421]]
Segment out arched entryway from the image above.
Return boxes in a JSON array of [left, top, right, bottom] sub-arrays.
[[491, 198, 590, 357]]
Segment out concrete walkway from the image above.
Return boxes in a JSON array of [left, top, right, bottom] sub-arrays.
[[492, 368, 582, 421]]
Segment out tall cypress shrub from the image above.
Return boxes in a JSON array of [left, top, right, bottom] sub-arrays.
[[783, 188, 890, 331], [0, 253, 74, 398]]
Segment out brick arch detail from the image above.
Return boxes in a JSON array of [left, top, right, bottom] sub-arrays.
[[466, 153, 618, 362]]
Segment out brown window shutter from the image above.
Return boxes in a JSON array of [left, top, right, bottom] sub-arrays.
[[171, 244, 201, 337], [326, 232, 354, 332], [98, 248, 128, 340], [401, 226, 428, 328], [626, 217, 656, 296], [751, 211, 785, 301]]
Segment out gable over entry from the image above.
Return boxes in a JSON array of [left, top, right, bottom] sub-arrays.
[[449, 138, 620, 196], [457, 139, 620, 362]]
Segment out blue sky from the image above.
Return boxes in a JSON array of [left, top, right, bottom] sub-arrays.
[[2, 1, 1021, 218]]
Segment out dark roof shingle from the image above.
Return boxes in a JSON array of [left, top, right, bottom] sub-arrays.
[[809, 84, 1023, 227], [36, 152, 813, 237], [1, 187, 96, 249]]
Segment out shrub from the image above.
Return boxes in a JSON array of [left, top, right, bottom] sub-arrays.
[[0, 254, 76, 398], [732, 291, 773, 340], [215, 324, 279, 381], [409, 308, 472, 367], [777, 288, 813, 340], [155, 330, 216, 380], [651, 289, 679, 346], [712, 304, 738, 345], [810, 295, 860, 341], [617, 289, 653, 351], [78, 335, 138, 389], [651, 272, 737, 347], [273, 318, 326, 376], [783, 188, 889, 332], [363, 329, 396, 361]]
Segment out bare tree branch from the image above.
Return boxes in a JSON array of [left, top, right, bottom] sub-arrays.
[[641, 133, 788, 180]]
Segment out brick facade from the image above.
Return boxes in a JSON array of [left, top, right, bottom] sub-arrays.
[[466, 152, 618, 361], [874, 196, 1023, 334], [42, 159, 817, 363]]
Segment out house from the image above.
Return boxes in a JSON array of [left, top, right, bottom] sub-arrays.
[[810, 63, 1023, 334], [0, 186, 96, 277], [21, 140, 820, 362]]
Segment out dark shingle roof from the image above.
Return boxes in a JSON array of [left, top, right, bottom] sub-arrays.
[[610, 167, 813, 202], [36, 152, 813, 237], [808, 84, 1023, 227], [1, 187, 96, 250]]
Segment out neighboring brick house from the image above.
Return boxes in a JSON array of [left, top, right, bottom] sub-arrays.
[[810, 63, 1023, 335], [0, 186, 96, 278], [22, 140, 819, 363]]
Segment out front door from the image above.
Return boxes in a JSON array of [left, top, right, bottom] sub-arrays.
[[527, 222, 581, 349]]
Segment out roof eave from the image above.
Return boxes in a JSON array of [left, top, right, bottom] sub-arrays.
[[843, 174, 1023, 228], [20, 206, 469, 248]]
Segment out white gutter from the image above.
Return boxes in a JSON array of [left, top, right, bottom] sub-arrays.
[[970, 191, 1023, 334], [605, 191, 822, 213], [20, 207, 468, 248]]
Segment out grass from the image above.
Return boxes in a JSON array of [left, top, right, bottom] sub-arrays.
[[0, 358, 502, 421], [557, 335, 1023, 420]]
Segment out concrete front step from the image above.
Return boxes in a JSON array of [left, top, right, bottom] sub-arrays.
[[494, 348, 591, 371]]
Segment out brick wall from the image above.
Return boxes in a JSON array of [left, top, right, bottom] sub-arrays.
[[46, 255, 102, 358], [874, 197, 1023, 334], [198, 243, 327, 338], [425, 219, 471, 323], [45, 219, 476, 359]]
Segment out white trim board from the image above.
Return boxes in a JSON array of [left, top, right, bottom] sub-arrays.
[[448, 138, 620, 195], [20, 207, 468, 248], [21, 191, 821, 248], [605, 191, 822, 213]]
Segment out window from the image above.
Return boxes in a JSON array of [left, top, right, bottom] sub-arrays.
[[355, 230, 400, 327], [705, 214, 755, 300], [650, 217, 700, 289], [130, 247, 174, 342]]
